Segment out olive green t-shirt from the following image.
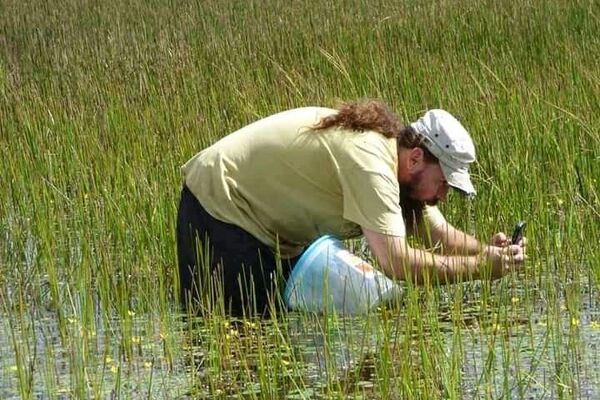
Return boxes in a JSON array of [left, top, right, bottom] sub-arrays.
[[182, 107, 446, 257]]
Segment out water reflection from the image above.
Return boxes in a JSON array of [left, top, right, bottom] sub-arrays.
[[1, 275, 600, 398]]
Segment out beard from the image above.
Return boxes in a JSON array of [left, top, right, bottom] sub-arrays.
[[399, 183, 425, 233], [398, 169, 441, 233], [402, 169, 440, 205]]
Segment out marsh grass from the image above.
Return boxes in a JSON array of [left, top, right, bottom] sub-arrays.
[[1, 0, 599, 398]]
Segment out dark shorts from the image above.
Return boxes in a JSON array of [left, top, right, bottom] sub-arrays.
[[176, 185, 301, 316]]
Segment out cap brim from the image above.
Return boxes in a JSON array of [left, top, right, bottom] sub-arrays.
[[440, 163, 476, 196]]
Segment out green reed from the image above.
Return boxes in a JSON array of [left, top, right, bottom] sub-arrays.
[[1, 0, 599, 398]]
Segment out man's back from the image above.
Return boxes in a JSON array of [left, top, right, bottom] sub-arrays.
[[182, 107, 403, 256]]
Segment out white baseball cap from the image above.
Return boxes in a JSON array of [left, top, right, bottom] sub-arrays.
[[410, 109, 477, 196]]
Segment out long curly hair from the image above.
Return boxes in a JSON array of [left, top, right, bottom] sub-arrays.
[[312, 100, 437, 229], [313, 100, 436, 158], [313, 99, 402, 137]]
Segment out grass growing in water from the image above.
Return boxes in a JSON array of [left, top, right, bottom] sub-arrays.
[[1, 0, 599, 398]]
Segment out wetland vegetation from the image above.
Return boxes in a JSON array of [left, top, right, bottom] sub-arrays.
[[1, 0, 599, 398]]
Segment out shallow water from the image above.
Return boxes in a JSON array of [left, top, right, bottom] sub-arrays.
[[281, 289, 600, 399], [1, 276, 599, 399]]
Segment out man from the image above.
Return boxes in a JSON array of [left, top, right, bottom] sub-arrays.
[[177, 100, 526, 315]]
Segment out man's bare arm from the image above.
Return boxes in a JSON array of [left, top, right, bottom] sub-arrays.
[[429, 221, 482, 255], [362, 227, 524, 284]]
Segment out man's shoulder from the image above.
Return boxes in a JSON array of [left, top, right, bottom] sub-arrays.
[[266, 106, 337, 121], [340, 130, 397, 164], [242, 107, 337, 134]]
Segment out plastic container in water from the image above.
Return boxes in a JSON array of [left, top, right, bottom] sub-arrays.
[[283, 235, 401, 314]]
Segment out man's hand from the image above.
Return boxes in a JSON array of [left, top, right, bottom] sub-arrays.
[[482, 244, 526, 279], [490, 232, 528, 248], [490, 232, 509, 247]]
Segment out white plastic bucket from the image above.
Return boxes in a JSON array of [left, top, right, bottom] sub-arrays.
[[284, 235, 401, 314]]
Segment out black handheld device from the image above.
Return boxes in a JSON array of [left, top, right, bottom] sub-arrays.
[[511, 221, 527, 244]]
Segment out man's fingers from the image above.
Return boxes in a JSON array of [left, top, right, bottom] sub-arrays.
[[503, 251, 526, 269], [503, 244, 521, 255], [492, 232, 508, 247]]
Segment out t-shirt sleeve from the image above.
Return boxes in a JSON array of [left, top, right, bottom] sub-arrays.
[[337, 134, 406, 237]]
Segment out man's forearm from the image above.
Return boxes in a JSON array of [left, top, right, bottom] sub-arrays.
[[432, 223, 482, 255], [382, 245, 481, 284], [362, 227, 484, 285]]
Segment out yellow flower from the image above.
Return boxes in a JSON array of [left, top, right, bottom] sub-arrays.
[[224, 329, 239, 340], [127, 310, 135, 317], [105, 356, 113, 364], [590, 321, 599, 330], [131, 336, 141, 345], [111, 365, 118, 374], [511, 297, 520, 304], [144, 361, 153, 369], [571, 318, 580, 327], [244, 321, 257, 329]]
